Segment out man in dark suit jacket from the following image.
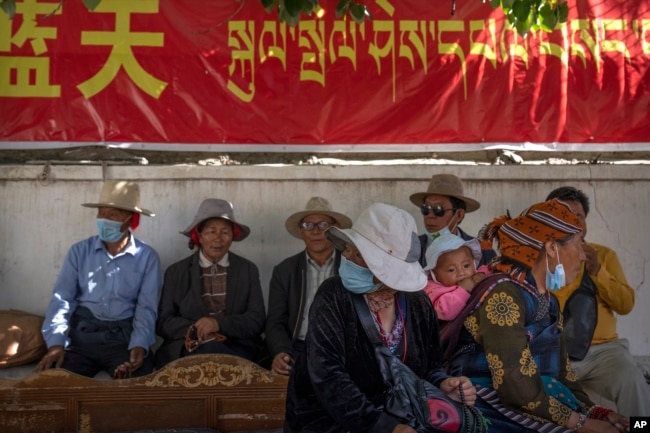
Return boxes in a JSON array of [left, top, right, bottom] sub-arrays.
[[410, 174, 494, 268], [265, 197, 352, 375]]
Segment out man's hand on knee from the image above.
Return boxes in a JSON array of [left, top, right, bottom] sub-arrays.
[[35, 345, 64, 372], [271, 352, 294, 375], [113, 346, 146, 379]]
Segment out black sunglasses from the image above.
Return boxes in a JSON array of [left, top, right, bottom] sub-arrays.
[[420, 204, 455, 217]]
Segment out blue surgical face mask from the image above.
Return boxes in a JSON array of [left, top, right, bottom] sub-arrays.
[[425, 226, 451, 242], [545, 245, 566, 291], [96, 218, 128, 243], [339, 256, 382, 294]]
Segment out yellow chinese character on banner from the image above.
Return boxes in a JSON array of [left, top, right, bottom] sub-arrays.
[[0, 0, 61, 97], [77, 0, 167, 99]]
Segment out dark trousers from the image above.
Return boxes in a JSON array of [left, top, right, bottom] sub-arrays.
[[473, 396, 538, 433], [63, 307, 154, 378], [291, 339, 306, 359], [62, 341, 154, 378]]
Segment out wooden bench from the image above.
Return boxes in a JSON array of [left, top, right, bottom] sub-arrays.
[[0, 354, 288, 433]]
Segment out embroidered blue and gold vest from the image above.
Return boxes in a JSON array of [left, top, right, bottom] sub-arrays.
[[447, 276, 563, 382]]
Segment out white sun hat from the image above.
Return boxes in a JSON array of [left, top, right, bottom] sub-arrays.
[[326, 202, 426, 292], [423, 232, 482, 273]]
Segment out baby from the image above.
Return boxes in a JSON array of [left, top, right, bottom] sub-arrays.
[[423, 233, 490, 321]]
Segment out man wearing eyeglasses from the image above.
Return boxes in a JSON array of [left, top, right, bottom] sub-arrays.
[[265, 197, 352, 375], [410, 173, 494, 268]]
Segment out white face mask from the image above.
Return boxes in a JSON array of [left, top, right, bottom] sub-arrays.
[[545, 244, 566, 291], [447, 211, 460, 234], [426, 226, 451, 241]]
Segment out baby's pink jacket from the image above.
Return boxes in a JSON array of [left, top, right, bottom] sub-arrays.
[[423, 265, 491, 321]]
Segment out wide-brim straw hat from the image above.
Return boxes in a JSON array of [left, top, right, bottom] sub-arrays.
[[285, 196, 352, 239], [326, 202, 426, 293], [409, 174, 480, 212], [181, 198, 250, 242], [423, 233, 482, 273], [82, 180, 154, 216]]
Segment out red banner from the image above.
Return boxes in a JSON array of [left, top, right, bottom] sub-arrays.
[[1, 0, 649, 147]]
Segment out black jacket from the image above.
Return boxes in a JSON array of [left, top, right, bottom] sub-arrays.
[[265, 249, 341, 358], [418, 227, 496, 268], [285, 277, 448, 433], [155, 251, 266, 368]]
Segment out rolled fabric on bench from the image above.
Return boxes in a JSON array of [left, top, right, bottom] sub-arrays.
[[0, 310, 47, 369]]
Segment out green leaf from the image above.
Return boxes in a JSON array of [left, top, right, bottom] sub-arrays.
[[284, 0, 301, 17], [82, 0, 101, 11], [279, 5, 300, 26], [301, 0, 314, 15], [539, 2, 557, 31], [502, 0, 515, 8], [515, 19, 528, 36], [0, 0, 16, 18], [490, 0, 501, 9], [335, 0, 350, 18], [349, 3, 366, 24], [557, 2, 569, 23], [261, 0, 276, 13], [512, 0, 531, 23]]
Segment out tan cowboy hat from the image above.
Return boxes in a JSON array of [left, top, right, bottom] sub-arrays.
[[409, 174, 480, 212], [326, 203, 427, 292], [181, 198, 250, 242], [285, 197, 353, 239], [82, 180, 154, 216]]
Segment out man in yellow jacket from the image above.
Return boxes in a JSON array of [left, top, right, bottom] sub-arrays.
[[547, 186, 650, 417]]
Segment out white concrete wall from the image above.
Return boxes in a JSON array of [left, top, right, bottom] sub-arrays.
[[1, 163, 649, 355]]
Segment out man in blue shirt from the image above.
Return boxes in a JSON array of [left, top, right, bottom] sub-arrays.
[[36, 180, 162, 378]]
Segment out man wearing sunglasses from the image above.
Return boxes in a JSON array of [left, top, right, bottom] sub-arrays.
[[410, 173, 494, 268], [265, 197, 352, 375]]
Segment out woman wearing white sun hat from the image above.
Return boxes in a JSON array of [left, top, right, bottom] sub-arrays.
[[285, 202, 476, 433]]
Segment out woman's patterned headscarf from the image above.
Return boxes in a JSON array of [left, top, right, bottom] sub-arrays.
[[481, 198, 583, 282]]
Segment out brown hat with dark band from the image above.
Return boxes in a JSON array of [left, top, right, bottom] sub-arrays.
[[409, 174, 480, 212]]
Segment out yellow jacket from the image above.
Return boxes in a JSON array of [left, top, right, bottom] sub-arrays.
[[554, 242, 635, 345]]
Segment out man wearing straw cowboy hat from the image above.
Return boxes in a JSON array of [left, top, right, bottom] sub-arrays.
[[37, 180, 161, 379], [409, 173, 494, 268], [265, 197, 352, 375]]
